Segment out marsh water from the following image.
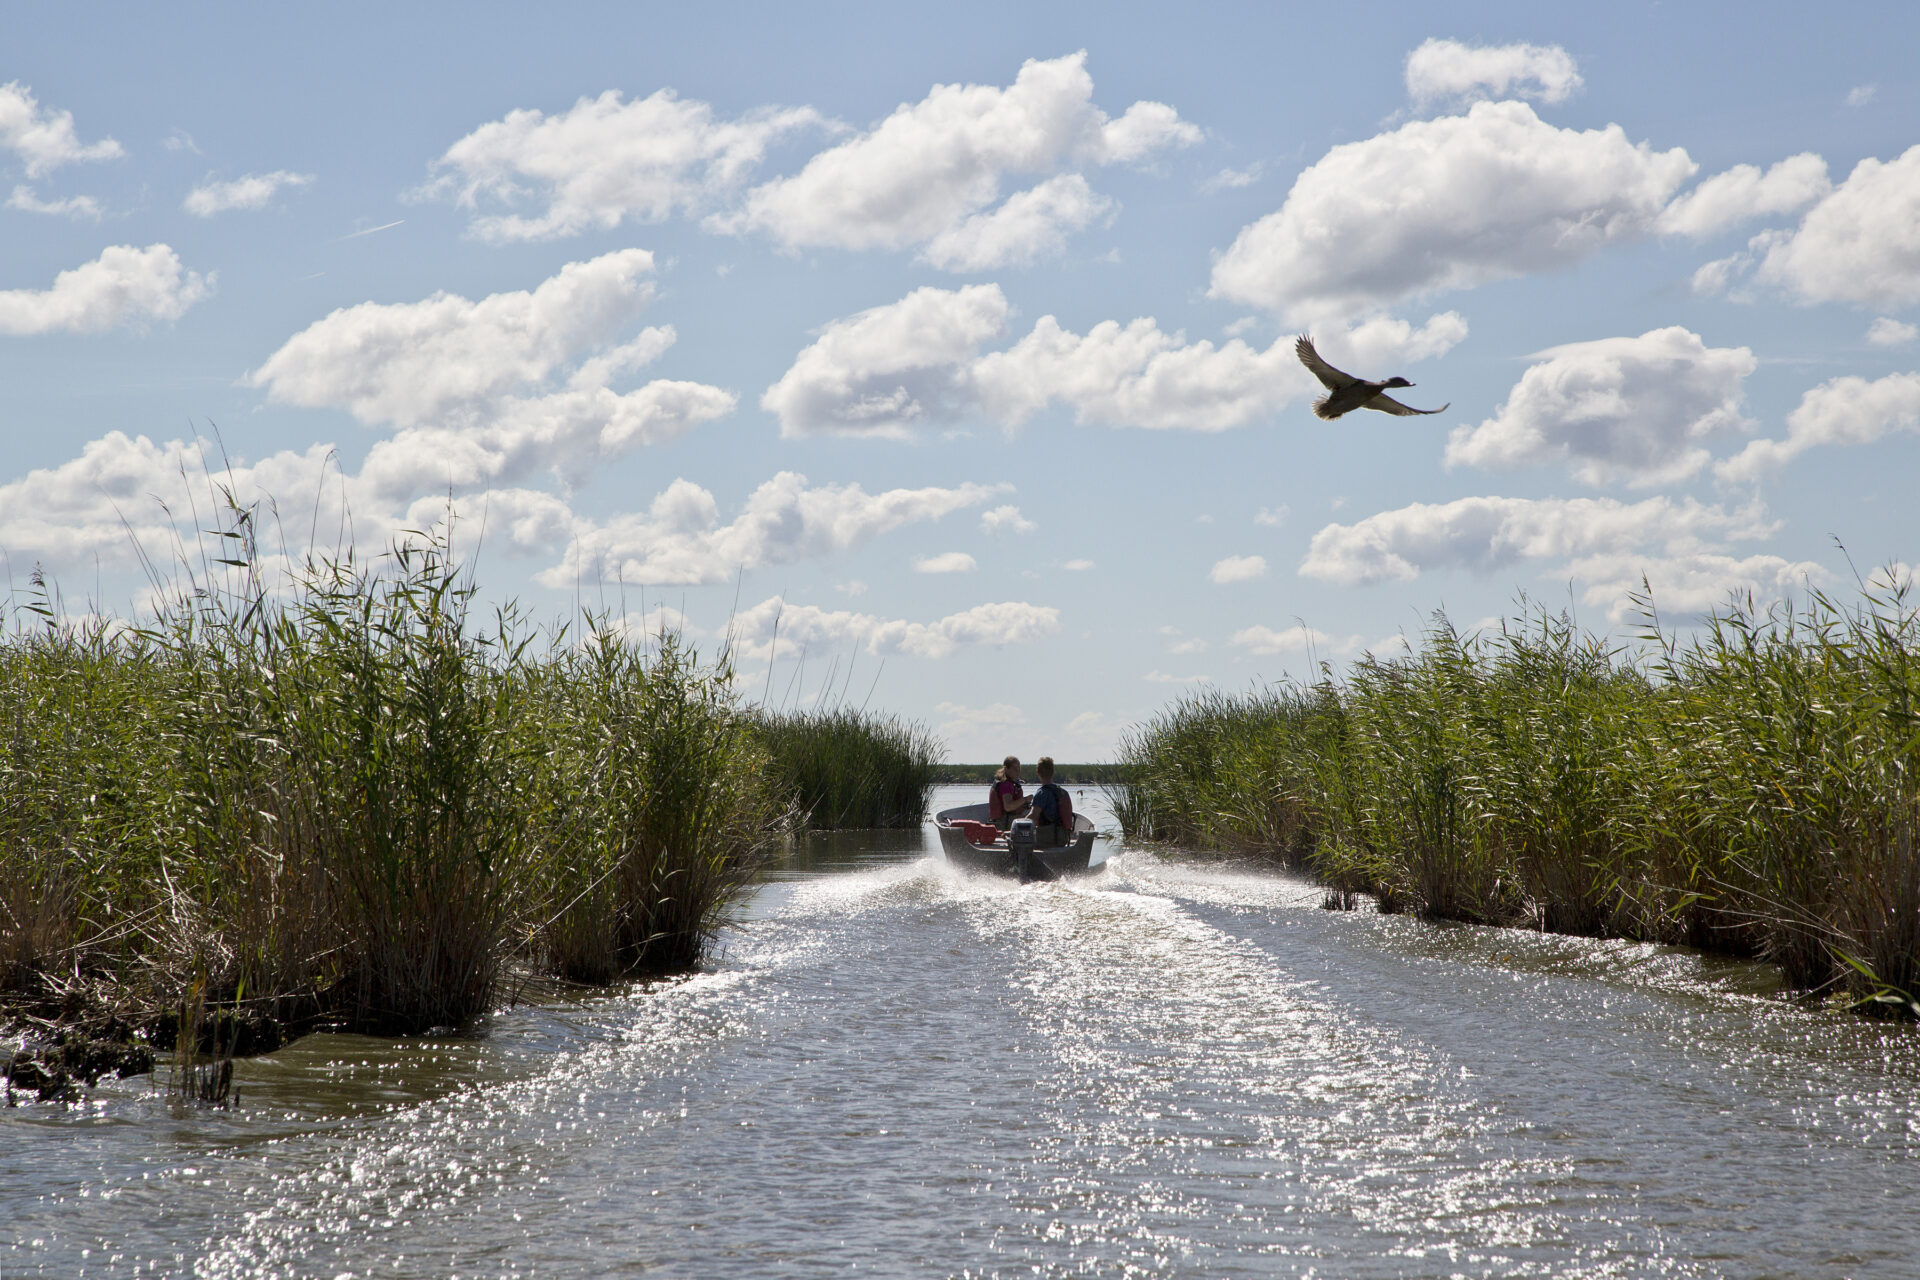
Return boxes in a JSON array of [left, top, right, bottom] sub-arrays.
[[6, 785, 1920, 1278]]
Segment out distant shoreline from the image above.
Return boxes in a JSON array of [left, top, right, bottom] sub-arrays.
[[931, 764, 1127, 785]]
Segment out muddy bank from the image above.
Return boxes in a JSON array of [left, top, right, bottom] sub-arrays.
[[3, 991, 309, 1103]]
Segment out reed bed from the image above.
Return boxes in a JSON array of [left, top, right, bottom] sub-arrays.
[[1, 518, 792, 1084], [750, 707, 940, 829], [1118, 585, 1920, 1016]]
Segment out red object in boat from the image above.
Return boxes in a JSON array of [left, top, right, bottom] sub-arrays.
[[958, 820, 1001, 846]]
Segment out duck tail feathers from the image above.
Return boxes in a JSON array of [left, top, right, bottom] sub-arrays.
[[1312, 395, 1340, 420]]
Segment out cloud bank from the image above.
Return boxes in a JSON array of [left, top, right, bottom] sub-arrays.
[[1299, 493, 1818, 622], [1718, 371, 1920, 481], [720, 52, 1197, 271], [247, 250, 734, 495], [1445, 327, 1756, 487], [1404, 39, 1583, 106], [1210, 100, 1695, 322], [0, 82, 122, 176], [0, 243, 209, 335], [728, 595, 1059, 663], [184, 171, 314, 216], [762, 284, 1465, 437], [422, 53, 1195, 269], [420, 89, 827, 242], [540, 471, 1004, 587]]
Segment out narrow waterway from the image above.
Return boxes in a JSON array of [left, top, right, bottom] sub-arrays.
[[6, 786, 1920, 1278]]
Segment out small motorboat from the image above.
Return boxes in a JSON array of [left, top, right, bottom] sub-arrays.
[[934, 803, 1107, 880]]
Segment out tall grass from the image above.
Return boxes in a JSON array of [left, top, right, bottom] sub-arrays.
[[527, 623, 787, 983], [751, 707, 940, 828], [1119, 585, 1920, 1015], [1, 509, 789, 1053]]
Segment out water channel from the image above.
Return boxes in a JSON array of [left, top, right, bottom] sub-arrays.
[[6, 785, 1920, 1277]]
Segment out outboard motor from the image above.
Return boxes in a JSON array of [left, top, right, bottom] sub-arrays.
[[1009, 818, 1052, 882]]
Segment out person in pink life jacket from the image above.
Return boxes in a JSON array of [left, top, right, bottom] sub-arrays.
[[1029, 756, 1075, 846], [988, 755, 1030, 830]]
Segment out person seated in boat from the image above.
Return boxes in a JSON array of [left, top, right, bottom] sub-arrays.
[[988, 755, 1030, 830], [1029, 756, 1075, 846]]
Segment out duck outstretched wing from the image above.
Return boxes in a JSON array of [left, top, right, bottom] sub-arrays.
[[1367, 393, 1449, 417], [1294, 335, 1355, 391]]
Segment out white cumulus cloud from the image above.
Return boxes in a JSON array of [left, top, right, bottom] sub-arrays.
[[1209, 554, 1267, 584], [729, 595, 1058, 663], [972, 313, 1310, 432], [410, 488, 577, 556], [538, 471, 1004, 588], [980, 504, 1037, 534], [1656, 153, 1830, 239], [1868, 317, 1918, 347], [1717, 371, 1920, 482], [1300, 492, 1812, 622], [0, 243, 210, 335], [1300, 494, 1771, 586], [719, 52, 1197, 270], [1323, 312, 1472, 371], [1564, 552, 1826, 623], [1753, 145, 1920, 309], [922, 173, 1111, 272], [6, 185, 102, 219], [250, 249, 661, 426], [0, 82, 123, 176], [183, 170, 314, 216], [246, 250, 733, 495], [1445, 327, 1756, 487], [768, 285, 1474, 438], [1229, 624, 1360, 656], [761, 284, 1010, 438], [1201, 164, 1262, 193], [914, 551, 977, 574], [0, 430, 341, 568], [1404, 38, 1583, 106], [1689, 252, 1747, 298], [418, 89, 827, 242], [1210, 100, 1694, 322]]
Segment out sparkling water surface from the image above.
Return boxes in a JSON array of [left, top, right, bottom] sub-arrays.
[[6, 785, 1920, 1278]]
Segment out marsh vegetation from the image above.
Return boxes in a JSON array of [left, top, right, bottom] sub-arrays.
[[1118, 584, 1920, 1017], [752, 707, 940, 829], [1, 505, 938, 1094]]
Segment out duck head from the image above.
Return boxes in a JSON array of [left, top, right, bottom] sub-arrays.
[[1384, 376, 1414, 388]]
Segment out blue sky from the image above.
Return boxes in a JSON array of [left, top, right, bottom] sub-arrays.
[[5, 3, 1919, 759]]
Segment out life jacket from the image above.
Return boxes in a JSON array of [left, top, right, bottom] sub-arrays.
[[1032, 782, 1067, 826], [988, 778, 1018, 822]]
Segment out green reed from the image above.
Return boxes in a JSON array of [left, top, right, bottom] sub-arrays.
[[2, 504, 793, 1047], [750, 707, 940, 829], [0, 585, 178, 1008], [525, 621, 788, 984], [1119, 585, 1920, 1015]]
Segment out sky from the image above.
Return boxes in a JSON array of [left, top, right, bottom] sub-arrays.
[[4, 2, 1919, 760]]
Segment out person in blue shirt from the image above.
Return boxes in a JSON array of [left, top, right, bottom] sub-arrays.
[[1029, 756, 1075, 846]]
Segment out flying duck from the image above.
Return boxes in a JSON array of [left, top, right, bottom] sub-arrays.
[[1294, 335, 1449, 420]]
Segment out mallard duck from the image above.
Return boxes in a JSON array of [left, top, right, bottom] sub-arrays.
[[1295, 335, 1449, 420]]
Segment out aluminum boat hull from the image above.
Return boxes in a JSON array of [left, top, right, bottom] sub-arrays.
[[934, 802, 1103, 880]]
